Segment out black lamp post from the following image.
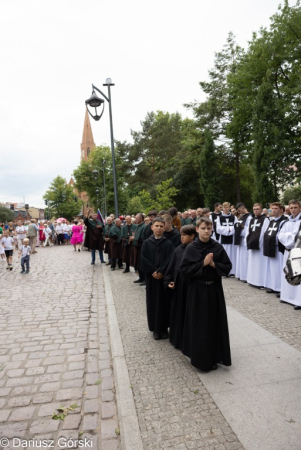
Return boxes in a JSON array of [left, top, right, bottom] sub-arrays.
[[92, 163, 107, 218], [85, 78, 118, 217]]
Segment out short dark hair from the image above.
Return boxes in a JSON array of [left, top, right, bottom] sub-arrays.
[[180, 225, 195, 236], [214, 202, 221, 207], [289, 199, 300, 206], [196, 217, 213, 228], [168, 207, 178, 217], [148, 210, 158, 216], [152, 217, 165, 225], [158, 210, 167, 216], [136, 213, 144, 221], [236, 202, 245, 209]]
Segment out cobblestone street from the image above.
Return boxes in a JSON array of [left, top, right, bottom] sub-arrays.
[[1, 245, 301, 450], [0, 246, 120, 450]]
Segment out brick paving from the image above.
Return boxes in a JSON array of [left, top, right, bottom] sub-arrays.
[[0, 246, 120, 450], [107, 268, 244, 450]]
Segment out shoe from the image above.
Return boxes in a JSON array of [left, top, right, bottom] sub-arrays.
[[111, 268, 115, 271], [6, 267, 9, 270], [134, 279, 143, 283], [229, 274, 235, 278], [123, 269, 130, 273], [277, 294, 280, 298], [294, 306, 301, 310], [20, 270, 25, 274], [32, 251, 37, 254], [106, 262, 111, 266], [266, 289, 274, 294], [211, 364, 218, 370], [9, 266, 13, 271], [91, 262, 95, 265], [139, 281, 146, 286], [25, 270, 29, 274], [101, 260, 106, 263], [118, 265, 124, 269], [153, 332, 161, 340], [160, 331, 169, 339]]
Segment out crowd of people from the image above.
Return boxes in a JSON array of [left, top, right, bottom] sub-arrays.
[[1, 199, 300, 371]]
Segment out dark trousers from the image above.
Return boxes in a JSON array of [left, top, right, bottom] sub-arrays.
[[21, 255, 30, 271], [138, 269, 145, 281], [57, 234, 64, 245], [91, 249, 104, 263], [111, 258, 123, 269]]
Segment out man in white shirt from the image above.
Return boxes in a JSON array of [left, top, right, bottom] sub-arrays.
[[56, 223, 64, 245], [15, 221, 27, 250]]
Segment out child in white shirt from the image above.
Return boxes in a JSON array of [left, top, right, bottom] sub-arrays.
[[2, 230, 14, 270], [18, 238, 31, 274]]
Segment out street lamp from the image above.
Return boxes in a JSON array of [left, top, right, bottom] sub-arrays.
[[85, 78, 118, 217], [92, 162, 107, 218]]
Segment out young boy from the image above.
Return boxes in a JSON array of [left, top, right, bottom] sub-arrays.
[[18, 238, 31, 274], [140, 217, 174, 340], [180, 217, 232, 371], [164, 225, 195, 349], [2, 230, 15, 270]]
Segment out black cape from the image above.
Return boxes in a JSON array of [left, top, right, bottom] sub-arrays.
[[140, 235, 174, 333], [180, 238, 232, 371], [164, 228, 181, 248], [84, 218, 104, 251], [164, 244, 189, 349]]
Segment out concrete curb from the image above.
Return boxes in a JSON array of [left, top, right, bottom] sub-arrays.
[[102, 266, 144, 450]]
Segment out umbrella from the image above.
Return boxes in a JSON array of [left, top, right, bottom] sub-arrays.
[[56, 218, 67, 222]]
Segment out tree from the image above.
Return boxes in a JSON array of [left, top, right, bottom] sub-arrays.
[[73, 145, 128, 215], [43, 176, 82, 221], [126, 196, 144, 215], [0, 205, 14, 223], [281, 184, 301, 204], [199, 130, 223, 209]]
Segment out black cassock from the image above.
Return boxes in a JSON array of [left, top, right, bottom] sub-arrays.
[[180, 238, 232, 371], [164, 244, 189, 349], [140, 235, 174, 334]]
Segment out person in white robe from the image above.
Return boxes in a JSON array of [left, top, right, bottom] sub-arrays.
[[234, 203, 252, 282], [263, 203, 288, 293], [245, 203, 270, 288], [278, 200, 301, 310], [216, 202, 237, 276], [209, 202, 222, 242]]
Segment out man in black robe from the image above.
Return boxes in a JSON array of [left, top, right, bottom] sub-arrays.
[[108, 218, 123, 270], [121, 215, 137, 273], [140, 217, 174, 340], [180, 217, 232, 371], [164, 225, 195, 349], [162, 214, 181, 248], [84, 210, 105, 265]]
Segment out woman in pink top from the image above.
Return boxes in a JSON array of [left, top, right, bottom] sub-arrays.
[[70, 220, 83, 252]]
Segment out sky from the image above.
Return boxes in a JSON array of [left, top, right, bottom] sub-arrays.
[[0, 0, 294, 208]]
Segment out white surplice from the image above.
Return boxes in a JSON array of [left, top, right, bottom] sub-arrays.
[[245, 216, 270, 287], [216, 213, 237, 275], [235, 215, 252, 282]]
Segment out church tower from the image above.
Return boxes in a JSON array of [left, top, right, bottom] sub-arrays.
[[81, 109, 96, 160]]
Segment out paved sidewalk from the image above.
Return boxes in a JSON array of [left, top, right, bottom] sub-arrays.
[[106, 267, 301, 450], [0, 246, 120, 450]]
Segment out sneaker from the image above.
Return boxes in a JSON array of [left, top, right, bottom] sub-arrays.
[[91, 262, 95, 265], [25, 270, 29, 274], [101, 260, 106, 263], [20, 270, 25, 274]]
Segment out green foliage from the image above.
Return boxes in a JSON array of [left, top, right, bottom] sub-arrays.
[[73, 145, 128, 215], [0, 206, 14, 223], [52, 403, 79, 421], [152, 179, 179, 211], [43, 176, 82, 221], [127, 196, 144, 215], [281, 184, 301, 204], [200, 130, 223, 209]]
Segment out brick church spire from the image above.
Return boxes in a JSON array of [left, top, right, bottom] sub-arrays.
[[81, 109, 96, 160]]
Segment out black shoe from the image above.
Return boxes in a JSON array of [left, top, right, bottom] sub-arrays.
[[111, 267, 115, 271], [294, 306, 301, 310], [280, 300, 290, 304], [25, 270, 29, 274], [106, 262, 111, 265], [139, 281, 146, 286], [123, 269, 130, 273], [160, 331, 169, 339], [211, 364, 218, 370], [78, 249, 80, 252], [91, 262, 95, 265], [101, 260, 106, 263], [20, 270, 25, 274], [277, 294, 280, 298], [153, 332, 161, 340], [229, 274, 235, 278], [266, 289, 275, 294], [134, 279, 143, 283]]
